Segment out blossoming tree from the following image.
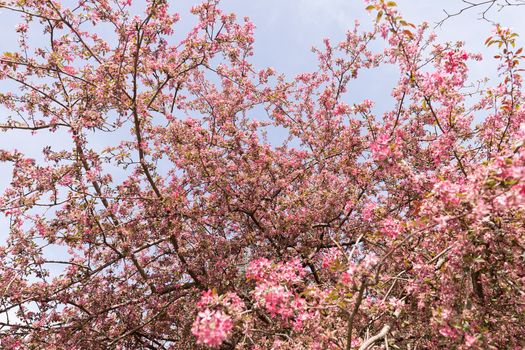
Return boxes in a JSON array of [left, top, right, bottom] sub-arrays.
[[0, 0, 524, 349]]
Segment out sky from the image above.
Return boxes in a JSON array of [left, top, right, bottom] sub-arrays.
[[208, 0, 525, 77], [0, 0, 524, 250]]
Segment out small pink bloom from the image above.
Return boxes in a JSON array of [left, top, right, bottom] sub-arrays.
[[465, 334, 477, 347], [15, 23, 28, 33], [192, 309, 233, 348], [62, 66, 77, 75]]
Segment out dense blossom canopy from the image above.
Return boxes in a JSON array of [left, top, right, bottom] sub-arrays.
[[0, 0, 524, 349]]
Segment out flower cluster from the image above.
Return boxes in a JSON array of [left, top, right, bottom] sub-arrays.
[[192, 290, 245, 347]]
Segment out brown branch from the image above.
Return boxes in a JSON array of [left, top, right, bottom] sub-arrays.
[[358, 309, 401, 350], [437, 0, 525, 27], [345, 280, 367, 350]]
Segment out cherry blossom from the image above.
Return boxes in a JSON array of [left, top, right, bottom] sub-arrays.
[[0, 0, 524, 348]]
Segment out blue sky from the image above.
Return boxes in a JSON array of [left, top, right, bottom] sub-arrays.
[[209, 0, 525, 77]]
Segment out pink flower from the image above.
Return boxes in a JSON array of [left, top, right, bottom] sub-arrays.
[[246, 258, 273, 281], [465, 334, 477, 347], [321, 248, 342, 268], [246, 258, 305, 284], [191, 309, 233, 348], [255, 284, 292, 318], [197, 290, 217, 308], [15, 23, 28, 33], [380, 217, 402, 238], [62, 66, 77, 75], [439, 326, 457, 338], [362, 202, 377, 222], [370, 133, 391, 161]]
